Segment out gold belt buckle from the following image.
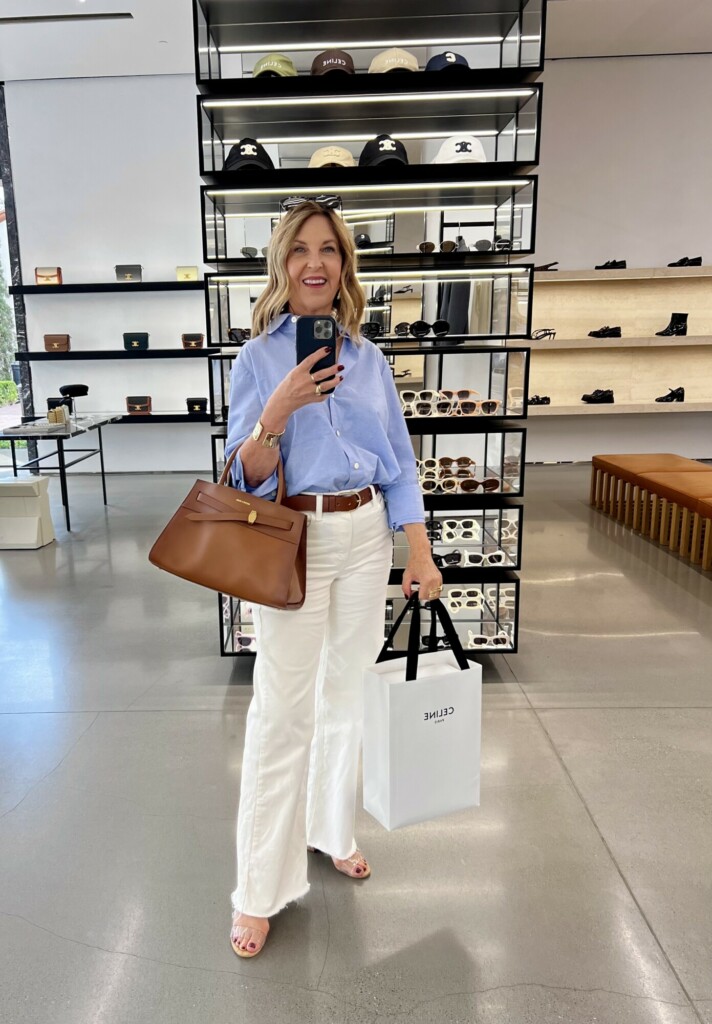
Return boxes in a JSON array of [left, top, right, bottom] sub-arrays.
[[347, 489, 363, 509]]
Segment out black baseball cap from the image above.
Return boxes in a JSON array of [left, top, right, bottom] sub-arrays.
[[224, 138, 275, 172], [359, 134, 409, 168], [425, 51, 470, 72]]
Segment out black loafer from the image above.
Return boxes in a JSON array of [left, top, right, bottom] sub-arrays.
[[588, 326, 622, 338], [581, 389, 614, 404], [527, 395, 551, 406], [594, 259, 627, 270]]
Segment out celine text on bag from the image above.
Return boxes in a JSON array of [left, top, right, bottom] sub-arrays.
[[148, 450, 307, 610]]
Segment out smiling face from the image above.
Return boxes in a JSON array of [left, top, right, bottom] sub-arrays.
[[285, 213, 343, 317]]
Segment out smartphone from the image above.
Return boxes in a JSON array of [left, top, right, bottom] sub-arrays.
[[295, 315, 337, 382]]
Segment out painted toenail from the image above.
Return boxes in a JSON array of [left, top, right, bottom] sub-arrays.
[[248, 942, 256, 949]]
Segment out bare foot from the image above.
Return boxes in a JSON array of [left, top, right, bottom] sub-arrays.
[[332, 850, 371, 878], [231, 912, 270, 957]]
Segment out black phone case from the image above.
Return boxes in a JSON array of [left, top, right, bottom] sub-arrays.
[[295, 315, 337, 380]]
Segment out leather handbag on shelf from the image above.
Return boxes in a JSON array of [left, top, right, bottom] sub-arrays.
[[148, 451, 307, 610], [35, 267, 63, 285], [181, 333, 204, 349], [123, 332, 149, 351], [186, 397, 208, 414], [115, 264, 142, 282], [176, 266, 199, 281], [126, 396, 152, 414], [44, 334, 71, 352]]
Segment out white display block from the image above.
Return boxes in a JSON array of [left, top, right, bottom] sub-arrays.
[[0, 476, 56, 549]]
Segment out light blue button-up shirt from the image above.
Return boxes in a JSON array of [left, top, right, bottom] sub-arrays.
[[225, 312, 425, 532]]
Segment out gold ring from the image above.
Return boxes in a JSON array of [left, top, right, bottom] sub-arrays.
[[310, 372, 315, 382], [315, 383, 322, 395], [429, 587, 442, 599]]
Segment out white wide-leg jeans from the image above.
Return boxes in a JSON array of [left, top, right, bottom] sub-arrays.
[[231, 487, 394, 918]]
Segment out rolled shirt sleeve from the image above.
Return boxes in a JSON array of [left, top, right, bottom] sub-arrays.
[[378, 356, 426, 532], [224, 344, 279, 499]]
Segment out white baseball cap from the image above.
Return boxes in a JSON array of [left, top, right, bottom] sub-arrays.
[[432, 135, 487, 164], [308, 145, 356, 168]]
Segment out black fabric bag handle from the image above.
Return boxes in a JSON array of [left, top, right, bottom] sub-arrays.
[[376, 591, 471, 681]]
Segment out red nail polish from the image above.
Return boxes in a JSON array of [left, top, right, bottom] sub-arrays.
[[338, 364, 345, 371]]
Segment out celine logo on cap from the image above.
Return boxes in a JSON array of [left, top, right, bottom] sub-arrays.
[[445, 51, 457, 62], [424, 706, 455, 723], [240, 144, 257, 156], [379, 138, 397, 151], [455, 141, 472, 153], [323, 58, 346, 66]]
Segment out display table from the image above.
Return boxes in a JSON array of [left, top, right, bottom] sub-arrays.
[[0, 414, 121, 530]]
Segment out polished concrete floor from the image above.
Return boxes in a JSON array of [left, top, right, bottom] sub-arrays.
[[1, 465, 711, 1024]]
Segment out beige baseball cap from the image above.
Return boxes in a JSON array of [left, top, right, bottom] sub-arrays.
[[308, 145, 356, 168], [368, 47, 420, 74], [252, 52, 298, 78]]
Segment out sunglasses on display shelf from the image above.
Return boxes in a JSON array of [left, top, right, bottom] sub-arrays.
[[417, 240, 459, 254], [417, 456, 476, 475], [445, 588, 484, 613], [228, 327, 251, 344], [360, 321, 386, 340], [421, 633, 452, 651], [467, 629, 511, 649], [484, 584, 516, 609], [437, 389, 501, 416], [421, 476, 501, 494], [280, 194, 343, 213], [240, 246, 269, 258], [499, 520, 519, 541], [233, 630, 258, 652], [394, 320, 450, 338], [433, 549, 508, 568], [441, 518, 482, 542]]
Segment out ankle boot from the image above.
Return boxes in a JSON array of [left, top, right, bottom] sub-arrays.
[[655, 387, 685, 403], [655, 312, 688, 337]]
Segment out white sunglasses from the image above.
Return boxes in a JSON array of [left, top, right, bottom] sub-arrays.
[[467, 629, 512, 649]]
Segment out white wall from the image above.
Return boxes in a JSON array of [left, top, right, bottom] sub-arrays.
[[5, 73, 211, 471], [533, 54, 712, 269]]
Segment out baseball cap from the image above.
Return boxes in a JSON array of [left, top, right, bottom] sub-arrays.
[[308, 145, 356, 168], [311, 49, 355, 75], [224, 138, 275, 172], [359, 134, 409, 168], [368, 48, 419, 74], [425, 51, 470, 72], [252, 53, 298, 78], [432, 135, 487, 164]]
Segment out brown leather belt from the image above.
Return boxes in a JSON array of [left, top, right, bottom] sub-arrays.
[[283, 484, 380, 514]]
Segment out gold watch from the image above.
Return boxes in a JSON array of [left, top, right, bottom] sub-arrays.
[[251, 418, 285, 448]]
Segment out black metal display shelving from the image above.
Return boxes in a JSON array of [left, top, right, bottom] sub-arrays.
[[16, 349, 218, 362], [191, 0, 546, 659], [10, 281, 205, 295]]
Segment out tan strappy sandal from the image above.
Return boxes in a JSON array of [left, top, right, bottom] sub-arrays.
[[308, 846, 371, 879], [230, 913, 270, 958]]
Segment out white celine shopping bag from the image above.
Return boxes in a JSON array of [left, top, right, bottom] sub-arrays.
[[363, 594, 482, 830]]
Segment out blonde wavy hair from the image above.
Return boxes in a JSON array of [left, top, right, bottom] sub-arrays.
[[252, 201, 366, 343]]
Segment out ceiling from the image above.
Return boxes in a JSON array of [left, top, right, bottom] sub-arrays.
[[0, 0, 711, 82]]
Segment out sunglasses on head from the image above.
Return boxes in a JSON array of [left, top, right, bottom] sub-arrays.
[[280, 194, 343, 213], [394, 320, 450, 338], [417, 240, 458, 253]]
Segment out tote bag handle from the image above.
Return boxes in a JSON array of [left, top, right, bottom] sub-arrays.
[[376, 591, 471, 681]]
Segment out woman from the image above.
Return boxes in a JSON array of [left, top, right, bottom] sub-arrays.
[[225, 199, 443, 958]]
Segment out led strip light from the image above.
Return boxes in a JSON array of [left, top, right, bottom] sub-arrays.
[[200, 35, 542, 54], [210, 267, 530, 284], [203, 89, 535, 110]]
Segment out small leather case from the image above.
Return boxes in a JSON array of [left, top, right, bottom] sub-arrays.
[[35, 267, 63, 286], [123, 332, 149, 351], [115, 264, 143, 282], [44, 334, 71, 352], [186, 397, 208, 415], [176, 266, 198, 281], [126, 396, 152, 414], [181, 333, 204, 349], [47, 396, 73, 414]]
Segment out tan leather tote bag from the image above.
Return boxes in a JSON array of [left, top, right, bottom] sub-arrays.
[[148, 448, 307, 610]]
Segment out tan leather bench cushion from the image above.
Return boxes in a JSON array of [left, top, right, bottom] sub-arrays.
[[592, 454, 711, 485], [636, 471, 712, 509]]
